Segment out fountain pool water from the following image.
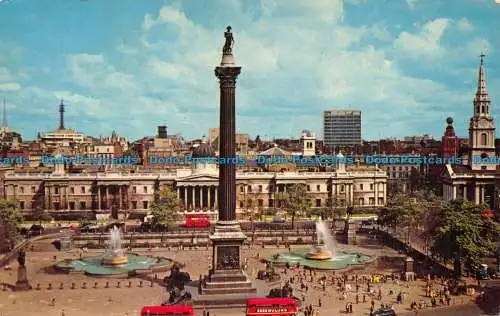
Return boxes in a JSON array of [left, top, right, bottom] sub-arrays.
[[268, 218, 373, 270], [54, 225, 173, 276]]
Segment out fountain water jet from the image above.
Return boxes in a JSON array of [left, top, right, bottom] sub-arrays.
[[306, 218, 334, 260], [102, 226, 128, 266]]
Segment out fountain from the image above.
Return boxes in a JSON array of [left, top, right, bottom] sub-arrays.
[[306, 218, 334, 260], [54, 225, 173, 276], [267, 218, 374, 270], [102, 226, 128, 265]]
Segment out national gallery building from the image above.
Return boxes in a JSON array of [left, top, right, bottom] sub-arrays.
[[2, 144, 387, 220]]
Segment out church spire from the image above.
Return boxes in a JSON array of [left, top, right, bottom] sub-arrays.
[[2, 97, 7, 127], [473, 53, 490, 116]]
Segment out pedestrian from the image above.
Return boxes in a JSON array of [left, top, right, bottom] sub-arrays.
[[318, 298, 322, 307], [51, 298, 56, 306], [61, 309, 65, 316]]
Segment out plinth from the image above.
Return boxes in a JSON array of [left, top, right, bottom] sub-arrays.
[[344, 219, 357, 245], [404, 256, 415, 281], [15, 266, 32, 291], [201, 221, 256, 295]]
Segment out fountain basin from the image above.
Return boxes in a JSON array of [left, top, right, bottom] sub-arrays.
[[268, 248, 373, 270], [305, 245, 333, 260], [54, 253, 173, 276], [102, 256, 128, 266]]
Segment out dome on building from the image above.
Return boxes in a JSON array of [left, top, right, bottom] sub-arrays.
[[192, 142, 215, 158], [446, 117, 453, 125], [302, 129, 313, 137]]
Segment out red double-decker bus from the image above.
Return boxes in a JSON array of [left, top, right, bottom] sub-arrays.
[[140, 305, 194, 316], [246, 298, 298, 316], [185, 213, 210, 227]]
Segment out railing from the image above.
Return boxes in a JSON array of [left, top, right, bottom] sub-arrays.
[[0, 231, 73, 268]]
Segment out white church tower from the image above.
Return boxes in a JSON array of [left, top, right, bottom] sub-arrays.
[[468, 53, 496, 171]]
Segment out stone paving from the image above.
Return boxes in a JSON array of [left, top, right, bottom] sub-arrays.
[[0, 237, 479, 316]]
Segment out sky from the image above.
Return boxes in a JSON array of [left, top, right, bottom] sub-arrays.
[[0, 0, 499, 142]]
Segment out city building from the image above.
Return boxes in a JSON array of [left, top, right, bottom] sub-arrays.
[[442, 55, 498, 208], [38, 101, 87, 149], [3, 142, 387, 220], [208, 127, 249, 154], [323, 109, 361, 151], [300, 130, 316, 157]]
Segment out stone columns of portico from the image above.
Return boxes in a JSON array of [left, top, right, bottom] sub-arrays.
[[208, 186, 211, 209], [463, 185, 467, 200], [97, 185, 101, 210], [481, 185, 485, 203], [452, 185, 457, 200], [105, 186, 109, 210], [214, 186, 218, 208], [475, 186, 480, 204], [374, 182, 378, 206], [192, 186, 195, 209], [349, 184, 354, 205]]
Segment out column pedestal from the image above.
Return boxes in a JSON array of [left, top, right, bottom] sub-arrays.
[[15, 266, 31, 291], [201, 222, 255, 295]]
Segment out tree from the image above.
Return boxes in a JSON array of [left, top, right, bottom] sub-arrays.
[[32, 203, 52, 225], [286, 184, 311, 229], [150, 188, 180, 229], [379, 192, 425, 241], [324, 196, 342, 228], [429, 200, 500, 278], [0, 199, 23, 252]]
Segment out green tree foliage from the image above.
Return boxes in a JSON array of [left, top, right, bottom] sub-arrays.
[[378, 193, 425, 231], [275, 184, 311, 228], [429, 200, 500, 277], [0, 199, 23, 252], [150, 188, 180, 228], [32, 204, 52, 225]]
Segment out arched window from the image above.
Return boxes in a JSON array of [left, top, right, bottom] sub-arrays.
[[481, 133, 487, 145]]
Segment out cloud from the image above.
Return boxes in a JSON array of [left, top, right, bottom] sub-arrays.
[[394, 19, 450, 59], [456, 18, 474, 33], [2, 0, 498, 140], [406, 0, 418, 10], [0, 83, 21, 91]]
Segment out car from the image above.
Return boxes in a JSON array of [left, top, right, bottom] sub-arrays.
[[272, 217, 286, 223], [373, 307, 396, 316], [105, 222, 125, 232], [26, 224, 44, 237], [80, 224, 100, 233]]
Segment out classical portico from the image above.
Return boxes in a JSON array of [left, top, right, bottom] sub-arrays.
[[176, 180, 218, 210]]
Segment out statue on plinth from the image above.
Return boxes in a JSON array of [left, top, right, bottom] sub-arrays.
[[163, 264, 192, 305], [222, 25, 234, 55], [15, 250, 31, 291], [17, 250, 26, 266]]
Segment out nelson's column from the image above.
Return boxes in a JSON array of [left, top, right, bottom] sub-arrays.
[[200, 26, 256, 296]]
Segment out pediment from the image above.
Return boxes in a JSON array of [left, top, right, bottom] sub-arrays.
[[177, 174, 219, 182]]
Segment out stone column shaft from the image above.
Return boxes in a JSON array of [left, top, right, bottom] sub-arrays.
[[216, 65, 241, 222]]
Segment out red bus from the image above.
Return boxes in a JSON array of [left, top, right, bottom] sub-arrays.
[[246, 298, 298, 316], [140, 305, 194, 316], [185, 213, 210, 227]]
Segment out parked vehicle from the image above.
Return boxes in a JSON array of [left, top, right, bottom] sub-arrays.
[[26, 224, 44, 237], [373, 307, 396, 316]]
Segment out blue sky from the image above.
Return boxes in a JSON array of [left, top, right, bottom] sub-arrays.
[[0, 0, 499, 142]]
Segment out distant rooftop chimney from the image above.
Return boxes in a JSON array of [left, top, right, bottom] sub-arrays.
[[157, 125, 167, 138]]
